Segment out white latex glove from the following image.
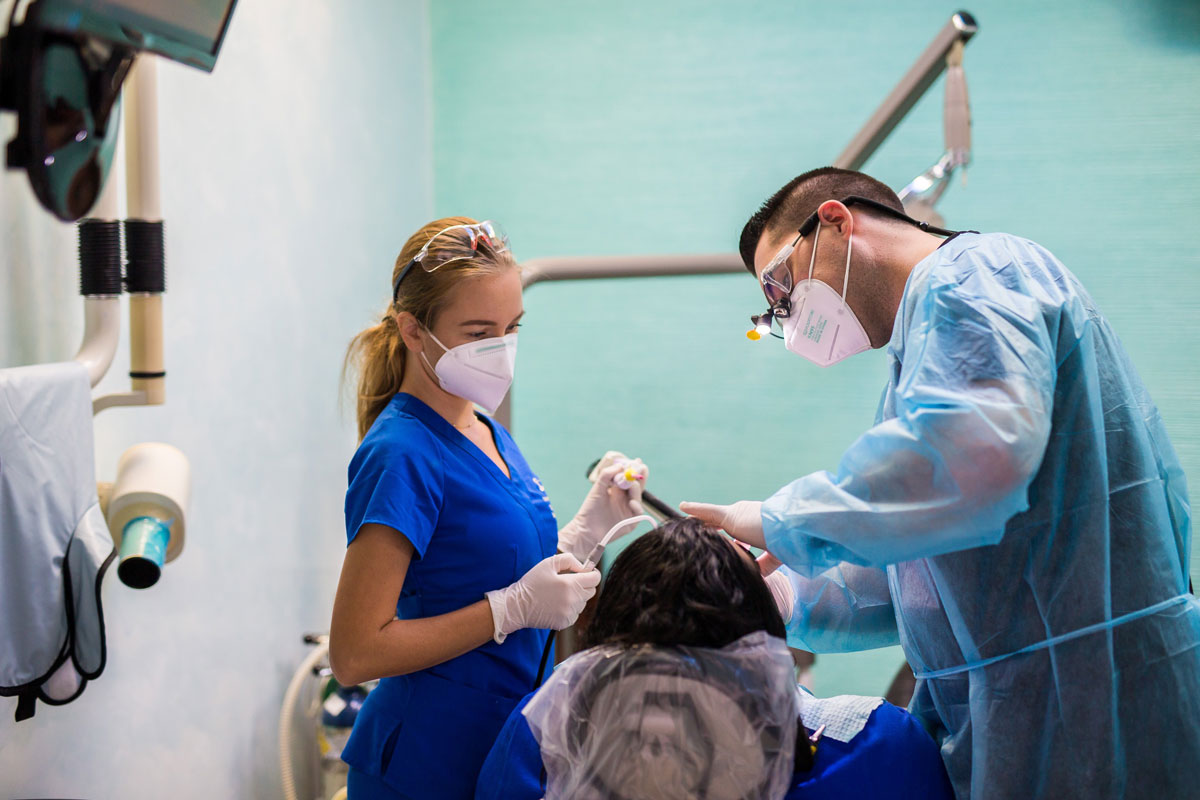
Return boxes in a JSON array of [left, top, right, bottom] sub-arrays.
[[678, 500, 766, 549], [763, 568, 795, 622], [756, 549, 795, 622], [757, 551, 784, 575], [557, 455, 648, 562], [485, 553, 601, 644]]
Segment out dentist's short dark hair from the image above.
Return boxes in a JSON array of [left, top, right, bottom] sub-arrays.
[[739, 167, 905, 275]]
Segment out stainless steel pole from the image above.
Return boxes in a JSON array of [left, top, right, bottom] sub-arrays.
[[834, 11, 977, 171], [495, 253, 746, 428]]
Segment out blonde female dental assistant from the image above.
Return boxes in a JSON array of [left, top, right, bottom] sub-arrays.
[[329, 218, 645, 799]]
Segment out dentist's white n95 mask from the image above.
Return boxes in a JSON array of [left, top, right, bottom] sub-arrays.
[[782, 222, 872, 367], [421, 329, 518, 414]]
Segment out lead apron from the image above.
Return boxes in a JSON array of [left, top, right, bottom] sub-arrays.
[[0, 361, 115, 721]]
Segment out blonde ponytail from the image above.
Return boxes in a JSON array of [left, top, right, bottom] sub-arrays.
[[345, 314, 408, 440]]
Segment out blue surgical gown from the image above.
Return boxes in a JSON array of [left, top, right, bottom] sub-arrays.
[[340, 392, 558, 799], [474, 691, 954, 799], [763, 233, 1200, 799]]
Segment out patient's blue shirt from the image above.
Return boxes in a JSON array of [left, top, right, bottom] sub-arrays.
[[474, 690, 954, 800]]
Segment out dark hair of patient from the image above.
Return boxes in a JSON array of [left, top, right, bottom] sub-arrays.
[[582, 516, 786, 650]]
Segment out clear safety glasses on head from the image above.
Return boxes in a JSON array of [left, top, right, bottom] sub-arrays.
[[392, 220, 511, 301], [523, 630, 799, 800]]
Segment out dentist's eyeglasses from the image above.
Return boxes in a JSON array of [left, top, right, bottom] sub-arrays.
[[758, 232, 804, 319], [751, 194, 957, 329]]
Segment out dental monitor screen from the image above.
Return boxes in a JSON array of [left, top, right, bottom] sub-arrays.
[[38, 0, 237, 70]]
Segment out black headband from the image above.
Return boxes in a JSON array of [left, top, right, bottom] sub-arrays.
[[392, 258, 419, 303]]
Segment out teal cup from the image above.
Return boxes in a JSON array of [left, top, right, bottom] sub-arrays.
[[117, 516, 172, 589]]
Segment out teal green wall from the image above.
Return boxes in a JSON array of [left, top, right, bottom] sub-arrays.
[[432, 1, 1200, 697]]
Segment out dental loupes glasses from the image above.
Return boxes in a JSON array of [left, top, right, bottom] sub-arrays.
[[751, 195, 957, 330], [758, 231, 804, 319]]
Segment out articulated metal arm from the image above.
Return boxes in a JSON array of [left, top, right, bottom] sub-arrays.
[[834, 11, 977, 171], [497, 12, 979, 431]]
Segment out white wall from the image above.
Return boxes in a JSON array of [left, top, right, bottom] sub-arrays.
[[0, 2, 432, 796]]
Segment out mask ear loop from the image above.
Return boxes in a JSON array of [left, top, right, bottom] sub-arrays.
[[806, 222, 821, 284], [422, 325, 452, 354], [840, 231, 853, 309], [418, 325, 451, 378]]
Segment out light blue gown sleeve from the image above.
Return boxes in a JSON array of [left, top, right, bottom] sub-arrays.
[[782, 563, 900, 653], [764, 259, 1056, 578]]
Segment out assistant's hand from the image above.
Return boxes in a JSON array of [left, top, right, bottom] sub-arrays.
[[557, 455, 649, 561], [484, 553, 601, 643], [678, 500, 766, 549]]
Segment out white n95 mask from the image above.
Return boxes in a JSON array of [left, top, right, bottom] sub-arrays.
[[421, 330, 518, 414], [782, 222, 871, 367]]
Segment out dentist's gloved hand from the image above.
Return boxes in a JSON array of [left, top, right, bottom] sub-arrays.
[[557, 456, 648, 562], [485, 553, 601, 644], [678, 500, 766, 550]]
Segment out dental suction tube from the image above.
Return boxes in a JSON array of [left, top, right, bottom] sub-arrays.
[[582, 515, 656, 572]]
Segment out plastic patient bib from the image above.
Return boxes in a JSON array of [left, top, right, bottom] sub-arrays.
[[524, 631, 799, 800], [0, 362, 115, 721]]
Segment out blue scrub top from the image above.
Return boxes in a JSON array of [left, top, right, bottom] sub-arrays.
[[474, 693, 954, 800], [341, 392, 558, 800]]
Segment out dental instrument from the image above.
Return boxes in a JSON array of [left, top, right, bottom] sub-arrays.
[[807, 724, 826, 760], [585, 455, 683, 522], [536, 512, 657, 689], [533, 514, 655, 689], [582, 515, 655, 573], [612, 464, 645, 491]]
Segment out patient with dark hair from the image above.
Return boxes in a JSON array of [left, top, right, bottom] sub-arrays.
[[474, 517, 953, 800], [582, 515, 786, 649]]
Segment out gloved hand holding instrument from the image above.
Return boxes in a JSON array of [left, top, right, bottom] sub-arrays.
[[485, 553, 601, 644], [557, 451, 653, 562], [528, 452, 679, 688]]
